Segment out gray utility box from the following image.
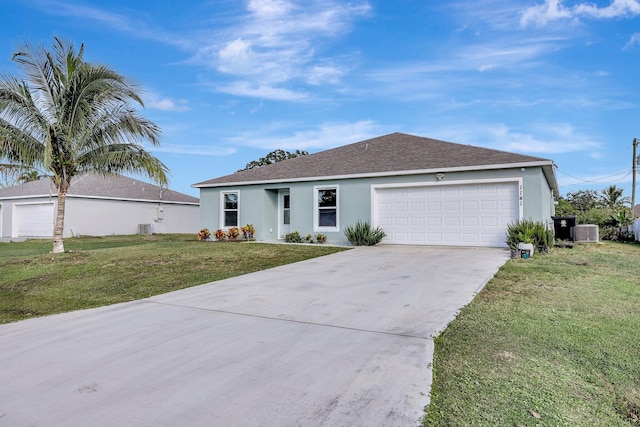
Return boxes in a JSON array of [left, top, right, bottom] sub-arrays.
[[574, 224, 599, 242]]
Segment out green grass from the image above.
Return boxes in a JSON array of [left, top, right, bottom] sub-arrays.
[[423, 242, 640, 426], [0, 234, 347, 324]]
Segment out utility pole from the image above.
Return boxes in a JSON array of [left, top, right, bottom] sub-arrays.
[[633, 138, 638, 216]]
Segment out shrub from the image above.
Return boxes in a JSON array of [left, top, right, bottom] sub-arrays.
[[227, 227, 240, 239], [241, 224, 256, 240], [214, 229, 226, 241], [197, 228, 211, 241], [601, 227, 635, 241], [303, 234, 314, 243], [506, 219, 553, 250], [577, 207, 614, 227], [315, 233, 327, 244], [344, 220, 386, 246], [285, 231, 302, 243]]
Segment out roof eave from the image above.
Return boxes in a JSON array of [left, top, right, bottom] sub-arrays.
[[0, 193, 199, 204], [192, 160, 557, 189]]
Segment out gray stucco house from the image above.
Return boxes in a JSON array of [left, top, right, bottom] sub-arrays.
[[194, 133, 559, 247], [0, 174, 199, 240]]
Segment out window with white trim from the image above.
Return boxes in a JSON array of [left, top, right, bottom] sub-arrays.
[[315, 186, 338, 231], [221, 191, 239, 228]]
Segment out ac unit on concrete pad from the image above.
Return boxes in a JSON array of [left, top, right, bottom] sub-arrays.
[[574, 224, 599, 242], [138, 224, 152, 235]]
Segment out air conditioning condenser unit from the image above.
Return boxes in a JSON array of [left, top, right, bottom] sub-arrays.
[[574, 224, 598, 242]]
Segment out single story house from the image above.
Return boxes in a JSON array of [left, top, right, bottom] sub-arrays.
[[0, 174, 199, 240], [193, 133, 559, 247]]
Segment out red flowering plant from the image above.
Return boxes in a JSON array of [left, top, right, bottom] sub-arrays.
[[227, 227, 240, 239], [241, 224, 256, 240], [197, 228, 211, 241]]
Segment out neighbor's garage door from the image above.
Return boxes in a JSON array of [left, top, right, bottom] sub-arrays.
[[375, 182, 519, 247], [15, 203, 54, 237]]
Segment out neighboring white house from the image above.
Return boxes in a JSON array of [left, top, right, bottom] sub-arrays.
[[194, 132, 559, 247], [0, 174, 199, 240]]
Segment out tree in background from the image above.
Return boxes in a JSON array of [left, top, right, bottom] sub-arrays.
[[0, 37, 168, 253], [600, 185, 629, 209], [565, 190, 601, 211], [239, 149, 309, 171]]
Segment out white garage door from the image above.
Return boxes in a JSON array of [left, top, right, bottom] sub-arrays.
[[15, 203, 54, 237], [375, 182, 519, 247]]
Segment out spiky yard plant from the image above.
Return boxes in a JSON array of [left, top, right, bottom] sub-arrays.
[[344, 220, 386, 246]]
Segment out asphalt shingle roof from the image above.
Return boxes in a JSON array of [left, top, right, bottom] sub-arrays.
[[0, 174, 199, 204], [194, 132, 554, 187]]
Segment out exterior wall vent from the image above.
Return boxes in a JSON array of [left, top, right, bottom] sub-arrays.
[[138, 224, 153, 235], [574, 224, 599, 243]]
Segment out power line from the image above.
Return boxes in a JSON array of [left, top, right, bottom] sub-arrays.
[[556, 168, 632, 186]]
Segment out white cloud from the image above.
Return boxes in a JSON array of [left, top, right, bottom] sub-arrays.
[[216, 81, 308, 101], [227, 120, 380, 150], [457, 37, 564, 71], [247, 0, 293, 17], [144, 93, 190, 112], [306, 65, 345, 85], [361, 36, 565, 101], [32, 0, 191, 48], [520, 0, 573, 27], [194, 0, 370, 100], [624, 33, 640, 49], [521, 0, 640, 27], [574, 0, 640, 18], [429, 122, 602, 155]]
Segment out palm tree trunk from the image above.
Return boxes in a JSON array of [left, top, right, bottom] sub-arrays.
[[52, 188, 67, 253]]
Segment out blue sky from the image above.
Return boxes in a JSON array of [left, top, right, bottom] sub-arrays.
[[1, 0, 639, 199]]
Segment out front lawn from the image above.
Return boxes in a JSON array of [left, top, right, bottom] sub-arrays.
[[423, 242, 640, 426], [0, 234, 347, 324]]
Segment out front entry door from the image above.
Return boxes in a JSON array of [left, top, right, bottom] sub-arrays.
[[279, 190, 290, 239]]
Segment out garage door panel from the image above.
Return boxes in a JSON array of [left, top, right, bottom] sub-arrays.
[[378, 202, 393, 212], [410, 217, 425, 227], [427, 217, 441, 227], [443, 233, 460, 243], [462, 234, 479, 243], [481, 217, 498, 227], [462, 201, 478, 210], [444, 217, 459, 227], [462, 217, 478, 227], [376, 182, 518, 247], [481, 185, 498, 194], [408, 188, 424, 197], [379, 218, 392, 227], [393, 218, 408, 227], [409, 232, 426, 243]]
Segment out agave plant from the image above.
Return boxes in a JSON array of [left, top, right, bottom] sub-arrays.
[[344, 220, 386, 246], [506, 219, 553, 251]]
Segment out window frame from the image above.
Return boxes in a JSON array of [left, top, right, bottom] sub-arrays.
[[220, 190, 240, 229], [314, 185, 339, 232]]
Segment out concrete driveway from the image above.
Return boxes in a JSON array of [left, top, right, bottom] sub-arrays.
[[0, 245, 508, 427]]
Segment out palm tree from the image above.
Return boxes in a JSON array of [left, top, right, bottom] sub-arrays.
[[16, 169, 41, 184], [600, 185, 629, 209], [0, 37, 168, 253]]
